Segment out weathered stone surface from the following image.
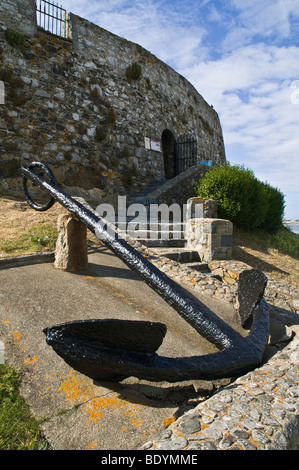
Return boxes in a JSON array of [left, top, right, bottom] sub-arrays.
[[144, 324, 299, 450], [54, 214, 88, 272], [185, 217, 233, 262], [238, 268, 268, 327], [186, 197, 218, 219]]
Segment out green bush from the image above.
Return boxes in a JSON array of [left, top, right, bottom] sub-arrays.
[[126, 62, 142, 82], [5, 29, 26, 50], [194, 163, 285, 232], [260, 182, 285, 232]]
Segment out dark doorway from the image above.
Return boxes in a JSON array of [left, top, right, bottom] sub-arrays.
[[162, 129, 175, 179]]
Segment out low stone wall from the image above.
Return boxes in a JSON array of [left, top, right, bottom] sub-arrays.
[[140, 325, 299, 450], [186, 197, 218, 219], [185, 218, 233, 262], [184, 197, 233, 263], [145, 165, 211, 207], [209, 259, 299, 314]]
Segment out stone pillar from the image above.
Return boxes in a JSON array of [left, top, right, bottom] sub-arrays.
[[186, 197, 218, 220], [185, 218, 233, 262], [54, 214, 88, 271], [185, 198, 233, 262]]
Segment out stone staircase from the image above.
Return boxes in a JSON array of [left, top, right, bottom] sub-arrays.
[[126, 178, 166, 207], [112, 180, 211, 274]]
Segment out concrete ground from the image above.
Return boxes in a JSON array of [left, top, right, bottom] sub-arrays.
[[0, 246, 243, 450]]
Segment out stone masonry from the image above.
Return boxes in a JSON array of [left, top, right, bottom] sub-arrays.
[[0, 0, 226, 204], [185, 197, 233, 262]]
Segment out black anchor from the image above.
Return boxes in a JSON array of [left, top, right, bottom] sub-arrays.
[[21, 162, 269, 383]]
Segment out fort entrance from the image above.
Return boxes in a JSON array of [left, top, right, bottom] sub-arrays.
[[162, 129, 176, 180]]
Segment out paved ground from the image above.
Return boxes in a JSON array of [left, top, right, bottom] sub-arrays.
[[0, 246, 241, 451]]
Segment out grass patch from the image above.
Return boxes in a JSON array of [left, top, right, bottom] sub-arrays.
[[0, 363, 49, 450], [233, 226, 299, 288], [235, 226, 299, 260], [0, 222, 57, 257], [5, 29, 26, 50], [267, 226, 299, 259]]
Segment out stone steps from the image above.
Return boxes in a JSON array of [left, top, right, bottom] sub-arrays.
[[136, 238, 186, 248], [114, 220, 186, 232], [111, 180, 216, 271], [148, 248, 213, 274], [126, 178, 165, 206], [150, 248, 199, 263]]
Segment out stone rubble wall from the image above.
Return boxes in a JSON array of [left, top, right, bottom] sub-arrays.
[[0, 0, 225, 202], [140, 326, 299, 450]]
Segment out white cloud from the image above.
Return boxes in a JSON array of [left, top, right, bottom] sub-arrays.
[[227, 0, 299, 40], [181, 42, 299, 196]]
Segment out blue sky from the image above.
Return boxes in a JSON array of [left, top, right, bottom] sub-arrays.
[[59, 0, 299, 219]]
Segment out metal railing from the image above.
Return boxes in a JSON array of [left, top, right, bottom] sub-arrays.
[[174, 134, 198, 176], [36, 0, 68, 38]]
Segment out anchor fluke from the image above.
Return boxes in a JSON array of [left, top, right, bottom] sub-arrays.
[[43, 319, 167, 382]]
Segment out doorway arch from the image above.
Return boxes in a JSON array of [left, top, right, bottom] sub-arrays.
[[162, 129, 175, 180]]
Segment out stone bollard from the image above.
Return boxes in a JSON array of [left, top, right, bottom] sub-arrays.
[[185, 198, 233, 263], [54, 213, 88, 271]]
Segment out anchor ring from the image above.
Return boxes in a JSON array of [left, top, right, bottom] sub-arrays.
[[23, 161, 56, 212]]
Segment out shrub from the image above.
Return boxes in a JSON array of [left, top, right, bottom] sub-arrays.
[[126, 62, 142, 82], [260, 183, 285, 232], [5, 29, 26, 50], [194, 163, 285, 232]]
